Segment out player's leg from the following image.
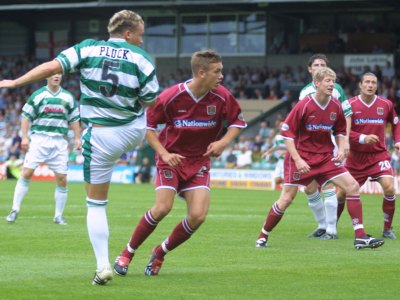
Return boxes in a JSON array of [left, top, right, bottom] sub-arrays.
[[6, 167, 35, 222], [378, 176, 396, 239], [53, 172, 68, 225], [47, 137, 69, 224], [256, 184, 298, 248], [331, 173, 384, 249], [319, 182, 338, 239], [114, 187, 176, 276], [305, 180, 326, 238], [87, 123, 146, 285], [145, 187, 210, 276], [336, 187, 346, 223]]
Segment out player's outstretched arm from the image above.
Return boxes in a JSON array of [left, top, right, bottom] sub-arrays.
[[0, 60, 62, 89]]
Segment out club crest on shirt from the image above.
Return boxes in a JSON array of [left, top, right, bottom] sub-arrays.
[[163, 169, 173, 179], [330, 112, 336, 121], [377, 107, 384, 115], [196, 166, 207, 177], [293, 172, 301, 181], [207, 105, 216, 115]]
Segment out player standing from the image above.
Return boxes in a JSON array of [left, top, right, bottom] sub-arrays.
[[299, 53, 352, 239], [5, 74, 80, 225], [337, 72, 399, 239], [0, 10, 160, 285], [114, 49, 247, 276], [255, 67, 384, 250]]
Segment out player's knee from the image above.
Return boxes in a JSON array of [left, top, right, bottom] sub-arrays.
[[152, 204, 173, 220], [384, 184, 395, 196], [188, 211, 208, 228], [277, 195, 293, 210], [345, 180, 360, 195], [304, 185, 317, 195]]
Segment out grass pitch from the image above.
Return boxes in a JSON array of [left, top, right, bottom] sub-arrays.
[[0, 180, 398, 299]]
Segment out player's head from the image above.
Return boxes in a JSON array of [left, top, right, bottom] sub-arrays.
[[47, 74, 62, 87], [313, 67, 336, 83], [191, 49, 223, 89], [314, 67, 336, 96], [108, 10, 144, 46], [359, 72, 378, 97], [308, 53, 329, 77]]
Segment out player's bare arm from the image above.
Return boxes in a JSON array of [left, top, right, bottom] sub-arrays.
[[146, 129, 185, 167], [333, 135, 345, 163], [20, 117, 30, 152], [70, 121, 82, 150], [344, 116, 352, 156], [0, 60, 62, 89], [284, 138, 310, 173], [203, 127, 242, 157]]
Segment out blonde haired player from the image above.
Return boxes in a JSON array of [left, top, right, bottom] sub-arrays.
[[0, 10, 160, 285]]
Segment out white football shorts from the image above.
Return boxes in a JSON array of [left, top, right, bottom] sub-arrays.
[[24, 133, 69, 174], [82, 116, 146, 184]]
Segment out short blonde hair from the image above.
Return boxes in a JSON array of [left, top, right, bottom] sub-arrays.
[[107, 10, 143, 35], [191, 49, 222, 74], [313, 67, 336, 82]]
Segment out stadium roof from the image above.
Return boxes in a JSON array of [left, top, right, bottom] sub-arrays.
[[0, 0, 399, 11]]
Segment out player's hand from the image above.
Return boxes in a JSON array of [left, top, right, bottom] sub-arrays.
[[395, 142, 400, 151], [294, 158, 310, 174], [364, 134, 379, 144], [20, 137, 29, 152], [262, 153, 271, 161], [332, 149, 345, 164], [74, 138, 82, 151], [0, 79, 17, 89], [203, 140, 226, 157], [161, 152, 185, 167]]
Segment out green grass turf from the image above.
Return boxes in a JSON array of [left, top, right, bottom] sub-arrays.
[[0, 180, 398, 299]]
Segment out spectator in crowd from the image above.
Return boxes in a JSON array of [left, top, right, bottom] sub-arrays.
[[258, 120, 271, 139], [251, 144, 263, 163], [135, 156, 152, 183], [225, 148, 237, 168], [8, 129, 22, 158], [5, 153, 23, 179], [236, 145, 252, 168], [382, 61, 395, 81]]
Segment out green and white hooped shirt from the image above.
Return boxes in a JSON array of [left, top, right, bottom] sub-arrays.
[[22, 86, 79, 136], [56, 38, 160, 126]]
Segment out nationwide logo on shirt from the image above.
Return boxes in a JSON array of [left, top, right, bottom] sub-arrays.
[[305, 124, 333, 131], [173, 119, 217, 128], [354, 118, 384, 125]]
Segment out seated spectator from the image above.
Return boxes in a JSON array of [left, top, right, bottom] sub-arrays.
[[258, 120, 271, 139], [251, 145, 263, 163], [225, 148, 237, 168], [135, 157, 152, 183], [280, 89, 292, 101], [5, 154, 23, 179], [236, 145, 252, 169], [265, 89, 279, 100]]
